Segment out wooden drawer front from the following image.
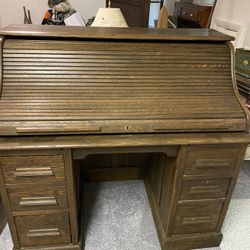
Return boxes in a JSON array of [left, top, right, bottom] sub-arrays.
[[184, 145, 241, 176], [180, 7, 199, 22], [0, 155, 65, 184], [173, 203, 223, 235], [15, 213, 71, 247], [8, 185, 68, 212], [179, 178, 231, 201]]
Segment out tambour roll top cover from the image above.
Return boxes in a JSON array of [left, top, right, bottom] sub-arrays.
[[0, 25, 248, 136]]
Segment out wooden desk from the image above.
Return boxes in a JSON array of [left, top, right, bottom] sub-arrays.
[[0, 25, 249, 250]]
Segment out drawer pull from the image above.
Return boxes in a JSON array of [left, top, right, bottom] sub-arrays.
[[16, 125, 102, 133], [190, 185, 221, 194], [27, 228, 61, 238], [19, 196, 57, 207], [196, 159, 230, 168], [15, 167, 54, 178], [183, 216, 211, 225]]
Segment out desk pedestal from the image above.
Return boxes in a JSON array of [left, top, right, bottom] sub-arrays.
[[0, 142, 247, 250]]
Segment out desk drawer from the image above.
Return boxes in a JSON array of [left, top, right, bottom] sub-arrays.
[[0, 155, 65, 184], [184, 145, 241, 176], [179, 178, 230, 201], [15, 213, 71, 247], [180, 7, 199, 22], [173, 203, 223, 235], [8, 185, 68, 212]]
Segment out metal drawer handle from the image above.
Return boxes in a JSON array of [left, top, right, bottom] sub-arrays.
[[27, 228, 61, 238], [19, 196, 57, 207], [15, 167, 54, 178]]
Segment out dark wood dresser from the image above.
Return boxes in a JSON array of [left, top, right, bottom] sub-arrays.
[[0, 25, 249, 250], [174, 1, 212, 28]]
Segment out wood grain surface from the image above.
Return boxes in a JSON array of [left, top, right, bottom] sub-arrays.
[[0, 25, 234, 41], [0, 38, 246, 134]]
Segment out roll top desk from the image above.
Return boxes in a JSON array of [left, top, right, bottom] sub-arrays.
[[0, 25, 249, 250]]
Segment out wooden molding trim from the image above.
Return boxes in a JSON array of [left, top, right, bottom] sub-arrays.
[[0, 36, 5, 99]]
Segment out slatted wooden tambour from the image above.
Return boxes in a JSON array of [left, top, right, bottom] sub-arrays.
[[0, 25, 248, 135], [0, 25, 249, 250]]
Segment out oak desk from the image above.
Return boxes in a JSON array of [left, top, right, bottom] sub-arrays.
[[0, 25, 249, 250]]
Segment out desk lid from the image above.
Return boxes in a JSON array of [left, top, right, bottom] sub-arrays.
[[0, 25, 248, 136]]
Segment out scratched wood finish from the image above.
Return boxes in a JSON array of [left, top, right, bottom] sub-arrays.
[[0, 31, 247, 135]]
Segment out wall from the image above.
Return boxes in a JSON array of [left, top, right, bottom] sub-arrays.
[[211, 0, 250, 48], [148, 2, 161, 27], [0, 0, 105, 28]]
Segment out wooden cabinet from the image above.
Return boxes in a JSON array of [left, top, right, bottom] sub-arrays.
[[174, 2, 212, 28]]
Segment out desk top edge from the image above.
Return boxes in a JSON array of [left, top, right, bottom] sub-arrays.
[[0, 25, 234, 42], [0, 133, 249, 151]]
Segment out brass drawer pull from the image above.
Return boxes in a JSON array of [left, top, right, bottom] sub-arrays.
[[15, 167, 54, 178], [19, 196, 57, 207], [27, 228, 61, 238]]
